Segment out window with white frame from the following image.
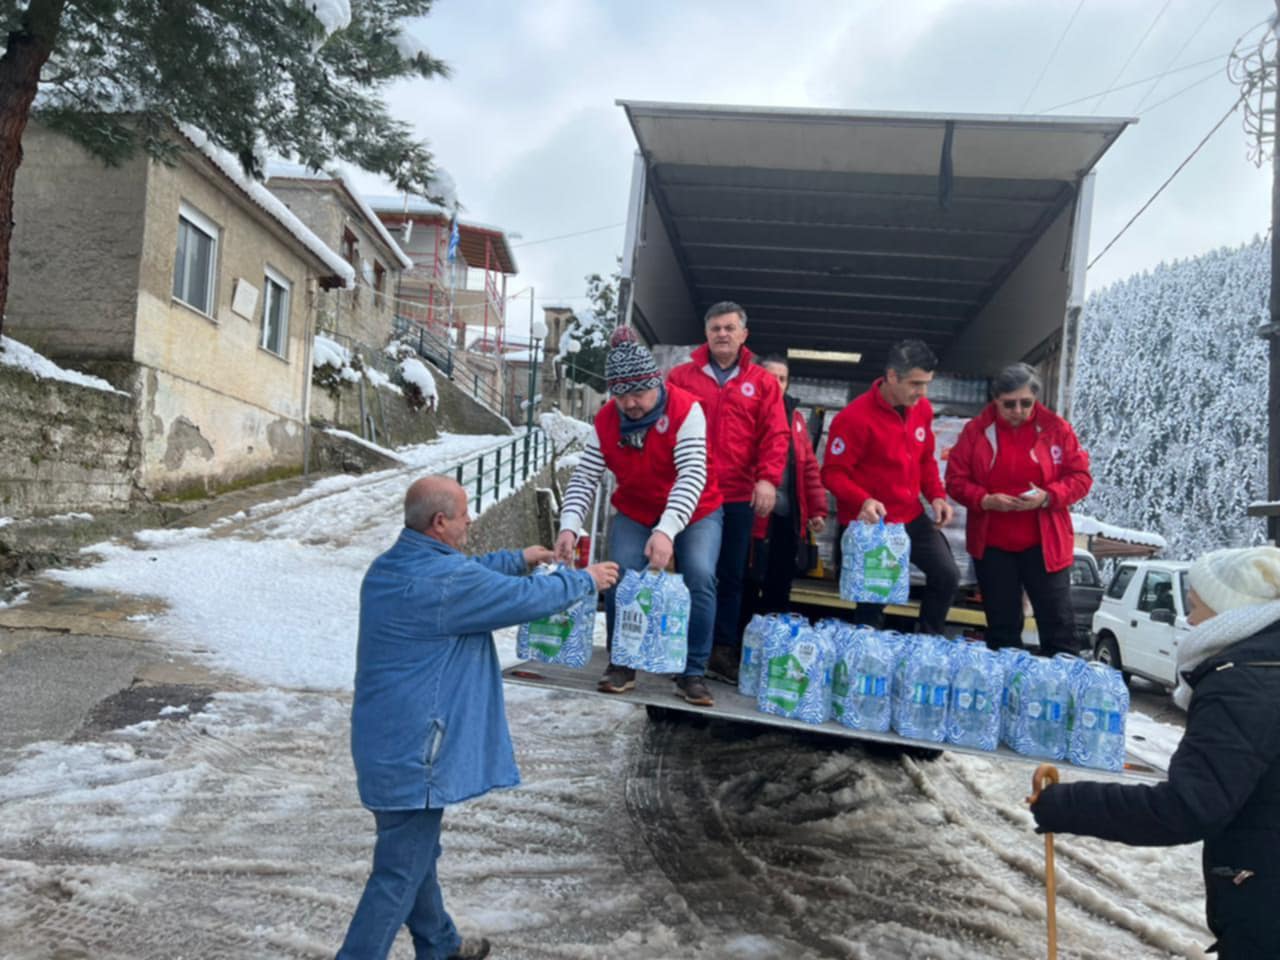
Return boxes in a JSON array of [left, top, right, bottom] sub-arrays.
[[260, 266, 291, 357], [172, 202, 219, 315]]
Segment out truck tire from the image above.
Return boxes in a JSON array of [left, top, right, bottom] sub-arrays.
[[1093, 632, 1130, 686]]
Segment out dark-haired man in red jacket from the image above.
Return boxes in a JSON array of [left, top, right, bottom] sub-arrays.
[[821, 339, 959, 635]]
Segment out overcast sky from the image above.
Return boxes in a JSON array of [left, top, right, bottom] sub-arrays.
[[349, 0, 1275, 338]]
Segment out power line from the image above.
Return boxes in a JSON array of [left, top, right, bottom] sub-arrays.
[[1137, 65, 1224, 115], [1019, 0, 1086, 113], [1131, 0, 1223, 113], [510, 223, 625, 248], [1088, 91, 1247, 270], [1092, 0, 1175, 113], [1038, 50, 1231, 112]]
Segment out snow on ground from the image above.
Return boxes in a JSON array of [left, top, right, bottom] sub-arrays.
[[0, 430, 1213, 959]]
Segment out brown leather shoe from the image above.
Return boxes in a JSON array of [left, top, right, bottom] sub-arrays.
[[674, 675, 714, 707], [597, 664, 636, 693]]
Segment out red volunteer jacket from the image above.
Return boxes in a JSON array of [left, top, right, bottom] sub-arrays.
[[944, 401, 1092, 573], [821, 379, 947, 525], [753, 406, 829, 538], [666, 345, 790, 504], [595, 383, 723, 529]]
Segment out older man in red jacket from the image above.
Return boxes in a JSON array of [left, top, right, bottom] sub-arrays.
[[821, 339, 959, 635], [667, 301, 790, 681]]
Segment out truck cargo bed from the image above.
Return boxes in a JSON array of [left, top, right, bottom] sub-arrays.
[[504, 648, 1166, 782]]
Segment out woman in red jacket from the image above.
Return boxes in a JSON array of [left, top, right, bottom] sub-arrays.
[[944, 363, 1092, 657]]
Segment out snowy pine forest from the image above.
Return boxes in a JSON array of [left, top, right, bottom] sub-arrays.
[[1073, 235, 1270, 560]]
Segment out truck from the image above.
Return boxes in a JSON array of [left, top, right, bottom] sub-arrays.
[[506, 100, 1163, 779]]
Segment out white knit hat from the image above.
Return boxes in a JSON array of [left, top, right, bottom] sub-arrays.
[[1188, 546, 1280, 614]]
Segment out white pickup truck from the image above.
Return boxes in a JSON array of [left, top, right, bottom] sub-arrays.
[[1091, 559, 1191, 692]]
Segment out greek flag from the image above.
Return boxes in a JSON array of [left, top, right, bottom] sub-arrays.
[[446, 214, 460, 262]]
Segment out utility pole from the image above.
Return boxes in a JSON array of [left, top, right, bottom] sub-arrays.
[[1270, 0, 1280, 542]]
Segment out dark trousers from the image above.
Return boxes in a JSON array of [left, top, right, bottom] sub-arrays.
[[744, 513, 801, 621], [975, 545, 1075, 657], [714, 501, 756, 651], [847, 512, 959, 635]]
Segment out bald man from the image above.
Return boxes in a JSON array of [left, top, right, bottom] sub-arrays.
[[339, 476, 618, 960]]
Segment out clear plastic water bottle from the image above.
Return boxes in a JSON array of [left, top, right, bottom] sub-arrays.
[[1010, 655, 1071, 760], [946, 641, 1003, 750], [1069, 661, 1129, 771], [1052, 651, 1090, 733], [893, 635, 950, 742], [996, 647, 1035, 747], [833, 628, 895, 732], [655, 573, 690, 673], [738, 614, 770, 697]]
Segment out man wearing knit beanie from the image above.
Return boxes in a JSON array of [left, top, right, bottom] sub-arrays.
[[555, 327, 725, 706], [1030, 544, 1280, 957]]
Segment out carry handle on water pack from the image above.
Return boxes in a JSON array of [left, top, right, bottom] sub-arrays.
[[1027, 763, 1061, 960]]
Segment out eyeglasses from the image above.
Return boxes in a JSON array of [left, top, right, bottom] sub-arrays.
[[999, 398, 1035, 411]]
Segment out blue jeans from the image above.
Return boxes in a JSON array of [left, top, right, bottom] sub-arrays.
[[337, 807, 461, 960], [714, 501, 756, 651], [604, 508, 722, 676]]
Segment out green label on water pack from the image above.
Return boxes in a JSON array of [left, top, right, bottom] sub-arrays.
[[832, 660, 850, 698], [862, 545, 901, 600], [528, 615, 570, 656], [764, 654, 808, 710]]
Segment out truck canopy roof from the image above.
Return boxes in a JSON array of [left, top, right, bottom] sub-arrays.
[[618, 101, 1132, 381]]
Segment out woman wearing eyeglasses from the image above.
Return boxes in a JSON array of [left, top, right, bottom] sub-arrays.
[[944, 362, 1093, 657]]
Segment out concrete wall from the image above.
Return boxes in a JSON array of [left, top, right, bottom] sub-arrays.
[[7, 125, 148, 361], [310, 378, 441, 449], [0, 365, 138, 517]]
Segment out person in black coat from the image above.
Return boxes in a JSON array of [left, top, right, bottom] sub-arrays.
[[1031, 545, 1280, 958]]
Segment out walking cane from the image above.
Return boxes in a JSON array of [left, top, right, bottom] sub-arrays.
[[1028, 763, 1061, 960]]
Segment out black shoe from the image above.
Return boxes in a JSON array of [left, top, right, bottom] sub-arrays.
[[448, 935, 491, 960], [597, 664, 636, 694], [674, 675, 715, 707], [705, 645, 740, 685]]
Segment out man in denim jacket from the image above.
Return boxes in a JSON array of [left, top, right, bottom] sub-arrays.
[[337, 476, 619, 960]]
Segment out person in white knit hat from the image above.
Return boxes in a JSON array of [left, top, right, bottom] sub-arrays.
[[1030, 544, 1280, 958]]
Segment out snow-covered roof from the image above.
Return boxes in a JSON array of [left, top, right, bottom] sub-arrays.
[[265, 162, 413, 270], [1071, 513, 1168, 550], [364, 194, 449, 216], [177, 125, 355, 287]]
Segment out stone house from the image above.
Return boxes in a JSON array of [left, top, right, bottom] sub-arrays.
[[265, 164, 413, 351], [7, 122, 354, 498]]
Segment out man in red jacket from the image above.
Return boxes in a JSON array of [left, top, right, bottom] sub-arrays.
[[821, 339, 959, 635], [667, 302, 790, 681], [743, 355, 828, 622], [555, 328, 724, 706]]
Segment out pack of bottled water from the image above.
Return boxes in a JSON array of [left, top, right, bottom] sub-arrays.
[[1068, 660, 1129, 771], [996, 647, 1036, 747], [738, 614, 771, 697], [610, 570, 690, 674], [839, 520, 911, 605], [1008, 654, 1072, 760], [516, 564, 597, 668], [946, 641, 1004, 750], [757, 618, 832, 724], [831, 627, 897, 732], [893, 634, 951, 742]]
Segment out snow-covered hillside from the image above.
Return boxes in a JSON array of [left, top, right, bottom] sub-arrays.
[[1073, 236, 1270, 560]]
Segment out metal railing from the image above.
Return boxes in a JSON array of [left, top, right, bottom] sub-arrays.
[[392, 314, 507, 415], [452, 428, 550, 515]]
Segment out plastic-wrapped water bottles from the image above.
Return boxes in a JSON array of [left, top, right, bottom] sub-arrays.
[[1069, 661, 1129, 771], [739, 614, 771, 697], [832, 628, 896, 732], [893, 635, 950, 742], [757, 620, 831, 723], [840, 520, 911, 605], [516, 564, 597, 668], [946, 642, 1003, 750], [610, 570, 690, 674], [1009, 655, 1072, 760], [996, 648, 1035, 747]]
